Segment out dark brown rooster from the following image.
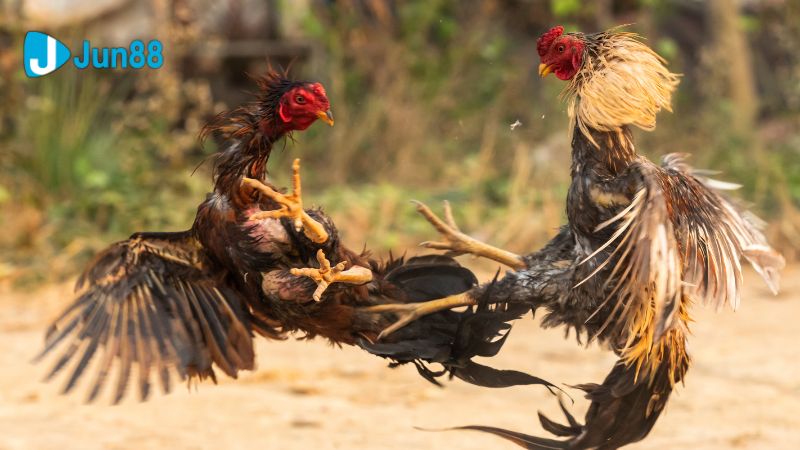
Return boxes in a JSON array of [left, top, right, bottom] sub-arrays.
[[365, 26, 785, 449], [36, 70, 545, 405]]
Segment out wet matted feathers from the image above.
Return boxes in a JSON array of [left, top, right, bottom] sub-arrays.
[[35, 231, 255, 403], [200, 69, 311, 197]]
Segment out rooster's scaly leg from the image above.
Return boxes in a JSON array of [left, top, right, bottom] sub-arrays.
[[414, 200, 526, 270], [362, 293, 477, 339], [291, 250, 373, 301], [242, 159, 329, 244]]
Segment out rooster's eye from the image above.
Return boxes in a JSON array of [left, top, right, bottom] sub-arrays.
[[295, 95, 306, 104], [557, 44, 566, 53]]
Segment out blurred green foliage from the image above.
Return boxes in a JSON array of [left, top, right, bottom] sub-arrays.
[[1, 0, 800, 287], [551, 0, 582, 17]]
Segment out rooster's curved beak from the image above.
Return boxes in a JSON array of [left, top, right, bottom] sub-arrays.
[[316, 110, 334, 127], [538, 63, 553, 78]]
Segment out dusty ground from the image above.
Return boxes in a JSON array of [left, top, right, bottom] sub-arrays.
[[0, 266, 798, 450]]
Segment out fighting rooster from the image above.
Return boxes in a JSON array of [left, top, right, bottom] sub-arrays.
[[366, 26, 784, 448], [37, 70, 535, 404]]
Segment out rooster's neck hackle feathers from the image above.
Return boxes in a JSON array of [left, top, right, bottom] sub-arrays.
[[564, 28, 680, 147], [201, 70, 305, 193]]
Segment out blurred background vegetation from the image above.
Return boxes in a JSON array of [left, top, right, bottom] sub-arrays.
[[1, 0, 799, 288]]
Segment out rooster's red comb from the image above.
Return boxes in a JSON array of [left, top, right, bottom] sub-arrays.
[[537, 26, 564, 57]]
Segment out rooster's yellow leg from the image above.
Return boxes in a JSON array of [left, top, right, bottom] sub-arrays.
[[291, 250, 373, 301], [414, 200, 526, 270], [242, 158, 329, 243], [363, 293, 477, 339]]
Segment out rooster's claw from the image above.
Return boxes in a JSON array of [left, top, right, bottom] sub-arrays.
[[243, 159, 329, 244], [291, 250, 373, 301]]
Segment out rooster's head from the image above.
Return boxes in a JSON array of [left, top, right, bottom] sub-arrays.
[[536, 25, 585, 80], [204, 70, 333, 146], [203, 69, 334, 192], [255, 71, 333, 136], [535, 25, 680, 144]]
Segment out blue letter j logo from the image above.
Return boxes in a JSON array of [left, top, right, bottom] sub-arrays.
[[24, 31, 71, 78]]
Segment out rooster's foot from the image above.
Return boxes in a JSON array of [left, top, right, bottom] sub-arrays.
[[243, 158, 329, 243], [362, 293, 477, 339], [291, 249, 373, 301], [413, 200, 526, 270]]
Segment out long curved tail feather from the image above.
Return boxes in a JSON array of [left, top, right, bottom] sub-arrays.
[[449, 330, 689, 450]]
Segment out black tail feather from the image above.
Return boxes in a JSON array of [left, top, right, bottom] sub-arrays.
[[428, 426, 569, 450], [384, 254, 478, 301], [451, 361, 562, 394], [361, 255, 687, 449], [359, 258, 556, 393], [458, 349, 688, 450]]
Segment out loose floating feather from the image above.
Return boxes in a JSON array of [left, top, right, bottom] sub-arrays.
[[36, 231, 255, 403]]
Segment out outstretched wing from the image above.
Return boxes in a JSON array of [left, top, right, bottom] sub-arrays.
[[582, 154, 784, 353], [660, 153, 783, 307], [36, 231, 255, 403]]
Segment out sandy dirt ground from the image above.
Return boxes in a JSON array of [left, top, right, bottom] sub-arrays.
[[0, 266, 798, 450]]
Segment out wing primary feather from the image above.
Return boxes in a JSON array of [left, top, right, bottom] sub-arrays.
[[171, 281, 205, 368], [213, 288, 254, 368], [87, 294, 124, 402], [63, 304, 110, 394], [133, 290, 153, 401], [575, 213, 638, 290], [196, 286, 243, 371], [41, 295, 92, 343], [144, 297, 177, 391], [35, 311, 83, 364], [182, 282, 233, 376], [138, 292, 171, 395], [742, 245, 784, 294], [112, 298, 133, 404], [45, 298, 106, 381], [39, 231, 256, 402]]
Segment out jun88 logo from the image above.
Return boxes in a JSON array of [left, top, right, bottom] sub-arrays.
[[23, 31, 163, 78]]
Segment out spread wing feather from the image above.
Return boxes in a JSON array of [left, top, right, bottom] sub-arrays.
[[660, 153, 784, 306], [581, 154, 784, 361], [36, 231, 255, 403]]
